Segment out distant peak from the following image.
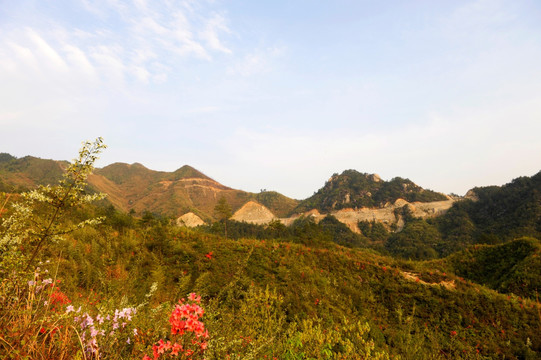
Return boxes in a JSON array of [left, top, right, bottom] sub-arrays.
[[0, 153, 16, 162], [170, 165, 211, 181], [130, 162, 148, 169]]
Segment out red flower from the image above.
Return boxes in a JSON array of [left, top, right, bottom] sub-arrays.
[[205, 252, 213, 260], [450, 330, 457, 337]]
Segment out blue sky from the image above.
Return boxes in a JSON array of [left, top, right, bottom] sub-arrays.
[[1, 0, 540, 199]]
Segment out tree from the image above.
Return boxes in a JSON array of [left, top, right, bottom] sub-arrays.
[[214, 196, 232, 239], [0, 137, 107, 272]]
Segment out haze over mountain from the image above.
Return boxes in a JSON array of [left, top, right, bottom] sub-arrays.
[[2, 152, 540, 245], [1, 153, 451, 222], [2, 148, 541, 358]]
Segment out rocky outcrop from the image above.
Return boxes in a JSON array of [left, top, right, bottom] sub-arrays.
[[228, 197, 455, 233], [231, 201, 276, 225], [279, 198, 456, 233], [176, 212, 205, 227], [464, 189, 479, 201]]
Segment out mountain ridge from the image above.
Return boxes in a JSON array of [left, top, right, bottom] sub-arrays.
[[0, 152, 493, 230]]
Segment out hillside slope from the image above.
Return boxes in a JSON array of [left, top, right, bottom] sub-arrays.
[[55, 218, 541, 359], [0, 153, 67, 192], [435, 237, 541, 299], [0, 154, 299, 220], [294, 170, 449, 214], [436, 170, 541, 245]]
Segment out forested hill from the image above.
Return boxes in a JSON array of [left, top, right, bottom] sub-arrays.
[[384, 170, 541, 260], [0, 153, 67, 192], [436, 170, 541, 245], [0, 154, 299, 219], [294, 169, 449, 214]]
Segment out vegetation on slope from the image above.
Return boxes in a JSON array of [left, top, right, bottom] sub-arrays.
[[434, 237, 541, 299], [294, 170, 448, 214], [0, 153, 67, 192], [437, 171, 541, 244], [1, 143, 541, 359], [0, 154, 299, 220]]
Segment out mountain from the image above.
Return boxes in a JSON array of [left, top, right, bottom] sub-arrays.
[[436, 170, 541, 245], [436, 237, 541, 299], [0, 153, 67, 192], [0, 154, 298, 221], [382, 170, 541, 260], [293, 169, 449, 214], [89, 162, 298, 220]]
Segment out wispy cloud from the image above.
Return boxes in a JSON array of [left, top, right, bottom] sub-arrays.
[[227, 47, 284, 77], [0, 0, 233, 89]]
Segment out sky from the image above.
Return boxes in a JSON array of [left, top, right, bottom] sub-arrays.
[[1, 0, 541, 199]]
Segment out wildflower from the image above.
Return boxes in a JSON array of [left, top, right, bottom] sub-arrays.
[[188, 293, 201, 303], [171, 343, 183, 355], [66, 305, 75, 313], [205, 252, 213, 259]]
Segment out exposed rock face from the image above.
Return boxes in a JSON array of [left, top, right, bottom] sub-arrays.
[[230, 197, 456, 233], [231, 201, 276, 225], [278, 199, 456, 233], [176, 212, 205, 227], [464, 189, 479, 201]]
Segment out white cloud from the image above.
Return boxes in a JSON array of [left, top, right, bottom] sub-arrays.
[[213, 91, 541, 199], [227, 47, 284, 77], [200, 13, 232, 54]]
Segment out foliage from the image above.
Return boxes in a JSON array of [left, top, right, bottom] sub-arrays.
[[0, 138, 107, 359], [358, 220, 390, 243], [435, 171, 541, 247], [438, 237, 541, 299], [385, 219, 442, 260], [1, 142, 541, 359], [294, 170, 447, 213], [214, 196, 232, 239]]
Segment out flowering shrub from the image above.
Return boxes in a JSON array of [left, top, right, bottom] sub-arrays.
[[74, 306, 138, 358], [144, 293, 209, 360]]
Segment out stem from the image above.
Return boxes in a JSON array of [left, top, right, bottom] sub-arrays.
[[24, 149, 94, 272], [0, 192, 11, 218], [72, 325, 88, 360]]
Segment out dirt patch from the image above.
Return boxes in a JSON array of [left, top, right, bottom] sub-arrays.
[[401, 271, 456, 290], [177, 212, 206, 227], [231, 201, 276, 225]]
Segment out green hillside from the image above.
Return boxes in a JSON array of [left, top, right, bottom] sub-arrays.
[[1, 142, 540, 359], [3, 203, 539, 359], [430, 171, 541, 252], [0, 154, 67, 192], [0, 154, 299, 219], [436, 237, 541, 299], [294, 170, 448, 214]]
